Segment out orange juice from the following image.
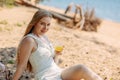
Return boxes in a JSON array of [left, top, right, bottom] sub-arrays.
[[55, 46, 64, 52]]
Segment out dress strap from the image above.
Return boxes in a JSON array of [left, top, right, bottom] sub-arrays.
[[18, 33, 39, 48], [25, 33, 40, 46], [17, 33, 39, 54], [26, 33, 38, 40]]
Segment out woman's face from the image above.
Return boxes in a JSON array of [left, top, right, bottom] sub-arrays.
[[33, 16, 51, 35]]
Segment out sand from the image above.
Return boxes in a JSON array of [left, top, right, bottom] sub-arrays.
[[0, 5, 120, 80]]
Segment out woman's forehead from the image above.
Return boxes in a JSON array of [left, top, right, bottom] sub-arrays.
[[39, 16, 51, 22]]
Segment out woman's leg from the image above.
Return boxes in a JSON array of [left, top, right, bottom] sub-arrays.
[[61, 64, 102, 80]]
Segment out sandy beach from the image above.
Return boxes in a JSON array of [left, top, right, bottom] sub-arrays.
[[0, 5, 120, 80]]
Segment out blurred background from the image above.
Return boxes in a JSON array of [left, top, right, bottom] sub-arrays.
[[0, 0, 120, 80]]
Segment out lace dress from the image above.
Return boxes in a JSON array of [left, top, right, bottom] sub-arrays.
[[25, 33, 62, 80]]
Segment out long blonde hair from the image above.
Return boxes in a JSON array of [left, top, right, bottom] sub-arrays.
[[17, 9, 52, 72]]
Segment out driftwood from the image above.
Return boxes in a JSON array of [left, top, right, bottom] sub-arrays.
[[64, 4, 101, 31], [15, 0, 102, 32], [63, 3, 85, 29], [15, 0, 72, 21], [82, 8, 102, 32], [15, 0, 84, 27]]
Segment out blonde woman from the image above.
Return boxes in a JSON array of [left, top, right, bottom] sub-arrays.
[[13, 9, 102, 80]]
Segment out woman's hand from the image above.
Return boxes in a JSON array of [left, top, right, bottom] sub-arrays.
[[53, 46, 64, 64], [55, 51, 62, 55]]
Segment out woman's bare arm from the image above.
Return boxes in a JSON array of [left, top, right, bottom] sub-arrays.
[[13, 37, 35, 80]]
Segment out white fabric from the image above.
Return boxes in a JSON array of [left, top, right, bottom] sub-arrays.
[[0, 62, 5, 72], [26, 33, 62, 80]]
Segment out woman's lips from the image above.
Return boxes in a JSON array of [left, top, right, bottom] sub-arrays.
[[41, 30, 47, 33]]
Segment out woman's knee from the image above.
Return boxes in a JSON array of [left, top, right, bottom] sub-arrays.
[[73, 64, 88, 71], [61, 64, 88, 80]]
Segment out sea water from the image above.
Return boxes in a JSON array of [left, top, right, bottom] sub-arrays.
[[40, 0, 120, 22]]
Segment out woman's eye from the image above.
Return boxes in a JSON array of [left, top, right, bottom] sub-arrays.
[[47, 23, 50, 26], [40, 22, 44, 25]]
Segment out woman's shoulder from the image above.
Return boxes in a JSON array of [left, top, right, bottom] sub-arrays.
[[22, 33, 36, 43], [18, 34, 37, 52], [19, 34, 37, 47], [22, 36, 35, 43], [20, 36, 35, 47]]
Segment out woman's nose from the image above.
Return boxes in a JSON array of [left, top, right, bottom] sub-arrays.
[[44, 25, 49, 30]]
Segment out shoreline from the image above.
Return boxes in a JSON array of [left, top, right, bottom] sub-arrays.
[[40, 0, 120, 23]]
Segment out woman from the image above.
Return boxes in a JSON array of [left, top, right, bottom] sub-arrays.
[[13, 9, 102, 80]]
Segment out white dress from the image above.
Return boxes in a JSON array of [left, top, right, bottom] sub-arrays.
[[25, 33, 62, 80]]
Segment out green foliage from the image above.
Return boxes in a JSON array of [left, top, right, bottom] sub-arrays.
[[32, 0, 49, 4], [0, 20, 8, 25], [23, 21, 26, 25], [110, 78, 113, 80], [15, 22, 22, 27], [8, 60, 14, 64], [5, 27, 12, 31], [5, 0, 14, 5], [0, 27, 3, 32], [0, 0, 15, 7]]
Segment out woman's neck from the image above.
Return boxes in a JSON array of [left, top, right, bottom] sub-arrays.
[[32, 31, 43, 38]]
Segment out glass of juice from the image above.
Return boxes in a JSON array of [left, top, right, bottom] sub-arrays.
[[55, 46, 64, 52]]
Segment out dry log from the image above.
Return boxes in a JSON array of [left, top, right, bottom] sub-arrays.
[[15, 0, 73, 22], [64, 3, 85, 29], [74, 5, 85, 29], [50, 11, 69, 21], [64, 3, 74, 14], [15, 0, 101, 31], [83, 8, 102, 32]]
